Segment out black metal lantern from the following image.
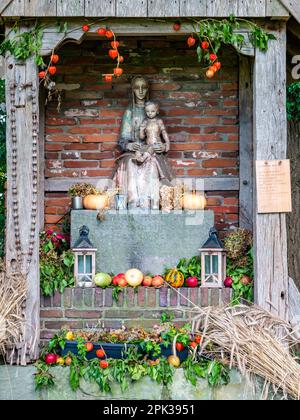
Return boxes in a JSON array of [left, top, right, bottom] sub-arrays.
[[72, 225, 97, 288], [199, 227, 226, 288]]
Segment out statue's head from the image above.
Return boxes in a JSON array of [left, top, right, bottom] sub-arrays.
[[145, 100, 159, 119], [131, 75, 149, 103]]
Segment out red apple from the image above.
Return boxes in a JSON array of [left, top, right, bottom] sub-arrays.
[[113, 273, 125, 286], [224, 276, 233, 288], [117, 277, 128, 287], [142, 276, 152, 287], [186, 277, 198, 287], [45, 353, 57, 365], [152, 275, 164, 288]]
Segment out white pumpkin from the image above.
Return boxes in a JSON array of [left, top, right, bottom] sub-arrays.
[[125, 268, 144, 287]]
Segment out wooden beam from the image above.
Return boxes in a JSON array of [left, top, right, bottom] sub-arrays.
[[253, 21, 289, 320], [23, 0, 56, 17], [288, 277, 300, 332], [5, 24, 40, 364], [148, 0, 180, 17], [116, 0, 148, 17], [179, 0, 207, 17], [239, 56, 253, 230], [238, 0, 265, 17], [45, 176, 240, 192], [84, 0, 116, 17], [280, 0, 300, 23], [266, 0, 290, 18], [0, 0, 14, 14], [1, 0, 24, 16], [56, 0, 84, 17]]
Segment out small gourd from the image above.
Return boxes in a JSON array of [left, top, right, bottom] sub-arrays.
[[165, 269, 184, 288], [167, 334, 180, 368]]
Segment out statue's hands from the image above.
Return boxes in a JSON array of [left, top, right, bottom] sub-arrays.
[[165, 143, 170, 153], [127, 142, 141, 152], [153, 143, 166, 153]]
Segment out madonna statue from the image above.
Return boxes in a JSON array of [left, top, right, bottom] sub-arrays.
[[112, 75, 173, 209]]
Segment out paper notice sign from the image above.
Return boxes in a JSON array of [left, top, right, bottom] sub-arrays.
[[256, 160, 292, 214]]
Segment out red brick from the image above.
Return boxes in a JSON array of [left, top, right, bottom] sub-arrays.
[[45, 198, 70, 206], [46, 144, 64, 151], [81, 152, 114, 159], [64, 161, 98, 168], [184, 117, 220, 125], [83, 169, 113, 177], [65, 310, 102, 318], [68, 127, 99, 134], [45, 128, 64, 134], [202, 158, 237, 168], [205, 142, 239, 151], [100, 109, 124, 117], [187, 169, 215, 176], [47, 135, 80, 143], [224, 198, 239, 205], [46, 118, 76, 126], [65, 143, 98, 150], [170, 143, 203, 151], [79, 118, 116, 125], [210, 206, 239, 214], [83, 134, 118, 142], [40, 309, 64, 318], [100, 160, 115, 168], [45, 215, 64, 224]]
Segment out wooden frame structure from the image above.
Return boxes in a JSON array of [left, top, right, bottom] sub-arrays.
[[1, 0, 299, 363]]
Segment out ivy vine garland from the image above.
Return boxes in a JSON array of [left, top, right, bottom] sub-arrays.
[[0, 16, 276, 88]]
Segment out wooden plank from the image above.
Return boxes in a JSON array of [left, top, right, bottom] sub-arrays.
[[0, 56, 4, 79], [280, 0, 300, 23], [253, 21, 288, 320], [56, 0, 85, 16], [45, 177, 240, 192], [85, 0, 116, 17], [179, 0, 207, 17], [5, 24, 40, 363], [266, 0, 290, 18], [206, 0, 238, 17], [239, 56, 253, 230], [0, 0, 14, 14], [116, 0, 147, 17], [147, 0, 180, 17], [23, 0, 56, 17], [238, 0, 265, 17], [288, 277, 300, 333], [1, 0, 24, 16]]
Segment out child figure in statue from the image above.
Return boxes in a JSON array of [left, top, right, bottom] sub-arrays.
[[134, 101, 170, 163]]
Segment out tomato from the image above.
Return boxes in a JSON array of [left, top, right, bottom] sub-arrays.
[[65, 356, 72, 366], [176, 342, 184, 352], [100, 360, 109, 369], [105, 30, 114, 39], [187, 36, 196, 47], [189, 341, 198, 349], [97, 28, 106, 36], [85, 342, 94, 352], [195, 336, 201, 344], [48, 66, 57, 75], [114, 68, 123, 77], [96, 349, 106, 358], [51, 54, 59, 64], [82, 25, 90, 32], [109, 49, 118, 59]]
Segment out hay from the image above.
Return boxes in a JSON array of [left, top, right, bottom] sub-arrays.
[[0, 265, 26, 357], [190, 304, 300, 400]]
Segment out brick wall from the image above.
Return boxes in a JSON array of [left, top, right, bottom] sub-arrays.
[[44, 37, 239, 234], [40, 286, 231, 342]]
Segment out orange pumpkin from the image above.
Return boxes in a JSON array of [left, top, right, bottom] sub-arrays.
[[83, 194, 108, 210], [165, 269, 184, 288]]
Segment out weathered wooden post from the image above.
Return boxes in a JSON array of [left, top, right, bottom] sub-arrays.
[[253, 22, 289, 320], [5, 26, 41, 363]]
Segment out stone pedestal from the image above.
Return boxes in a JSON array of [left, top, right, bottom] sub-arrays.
[[71, 210, 214, 274]]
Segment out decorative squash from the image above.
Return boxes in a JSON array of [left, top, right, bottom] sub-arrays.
[[181, 192, 207, 210], [83, 194, 108, 210], [165, 269, 184, 288]]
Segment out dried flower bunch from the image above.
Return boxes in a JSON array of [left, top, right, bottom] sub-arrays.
[[160, 185, 184, 212], [224, 228, 252, 266]]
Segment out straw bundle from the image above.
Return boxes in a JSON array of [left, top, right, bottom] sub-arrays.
[[191, 304, 300, 400], [0, 265, 26, 356]]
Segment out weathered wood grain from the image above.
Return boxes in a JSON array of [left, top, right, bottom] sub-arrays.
[[0, 56, 4, 78], [147, 0, 180, 17], [116, 0, 147, 17], [280, 0, 300, 22], [253, 22, 288, 320], [238, 0, 265, 17], [56, 0, 84, 16], [0, 0, 14, 14], [1, 0, 24, 16], [288, 277, 300, 332], [287, 121, 300, 292], [23, 0, 56, 17], [179, 0, 207, 17], [266, 0, 290, 18], [239, 56, 253, 230], [5, 24, 41, 363], [45, 177, 240, 192], [85, 0, 116, 17], [206, 0, 238, 17]]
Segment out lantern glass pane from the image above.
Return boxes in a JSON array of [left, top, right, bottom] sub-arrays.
[[85, 255, 92, 274], [205, 255, 211, 274], [212, 255, 218, 274], [78, 255, 84, 274]]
